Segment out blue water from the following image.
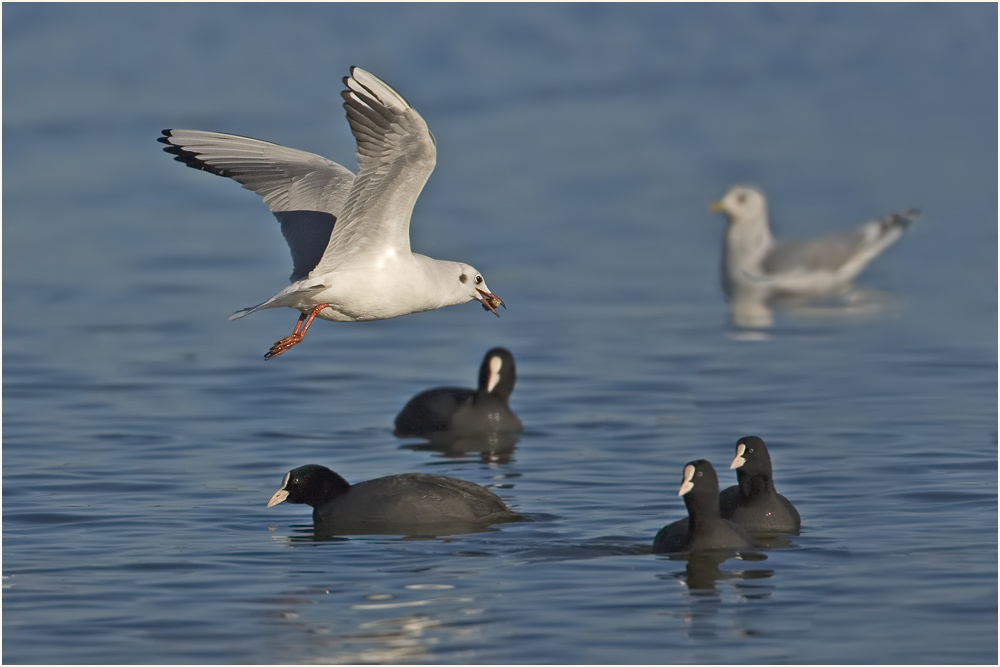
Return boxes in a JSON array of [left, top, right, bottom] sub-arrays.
[[3, 3, 997, 663]]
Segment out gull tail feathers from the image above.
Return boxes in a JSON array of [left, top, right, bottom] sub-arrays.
[[228, 282, 329, 320], [229, 303, 268, 321], [858, 208, 920, 251]]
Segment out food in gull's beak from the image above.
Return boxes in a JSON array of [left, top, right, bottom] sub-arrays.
[[476, 288, 505, 317]]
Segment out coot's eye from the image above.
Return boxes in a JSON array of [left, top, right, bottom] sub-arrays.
[[459, 273, 468, 283], [475, 275, 483, 285], [696, 471, 703, 478], [748, 448, 755, 455]]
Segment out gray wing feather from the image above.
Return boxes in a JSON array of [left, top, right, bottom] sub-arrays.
[[763, 209, 920, 276], [764, 234, 867, 275], [159, 129, 356, 280], [310, 67, 437, 275]]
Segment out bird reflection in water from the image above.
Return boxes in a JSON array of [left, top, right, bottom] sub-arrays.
[[658, 550, 772, 591], [400, 431, 520, 465], [656, 551, 774, 641], [729, 287, 900, 334]]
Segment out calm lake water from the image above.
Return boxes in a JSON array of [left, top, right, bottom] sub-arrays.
[[3, 3, 997, 664]]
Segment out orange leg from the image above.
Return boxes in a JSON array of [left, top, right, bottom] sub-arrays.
[[264, 304, 328, 360]]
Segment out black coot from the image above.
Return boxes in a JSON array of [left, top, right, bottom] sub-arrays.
[[394, 347, 522, 437], [720, 436, 800, 534], [653, 460, 753, 554], [267, 464, 519, 535]]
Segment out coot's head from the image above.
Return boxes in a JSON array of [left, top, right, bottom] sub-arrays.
[[477, 347, 517, 400], [678, 459, 721, 498], [267, 464, 351, 509], [729, 436, 773, 477]]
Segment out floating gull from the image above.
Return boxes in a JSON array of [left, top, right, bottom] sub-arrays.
[[160, 67, 503, 359], [710, 185, 919, 306], [708, 185, 919, 329]]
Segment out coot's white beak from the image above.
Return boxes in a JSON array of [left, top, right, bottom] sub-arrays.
[[730, 443, 747, 470], [267, 489, 288, 507], [267, 472, 291, 507], [678, 464, 696, 496], [487, 355, 503, 393]]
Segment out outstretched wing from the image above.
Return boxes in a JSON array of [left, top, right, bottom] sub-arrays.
[[310, 67, 437, 275], [159, 129, 356, 281]]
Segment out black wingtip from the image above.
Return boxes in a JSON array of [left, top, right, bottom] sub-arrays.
[[343, 66, 357, 89], [895, 209, 922, 229], [156, 131, 226, 175], [878, 208, 921, 233]]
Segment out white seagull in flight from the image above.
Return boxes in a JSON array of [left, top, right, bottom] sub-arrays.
[[160, 67, 503, 359]]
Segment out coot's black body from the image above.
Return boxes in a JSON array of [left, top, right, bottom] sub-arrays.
[[394, 348, 522, 437], [268, 464, 519, 535], [720, 436, 801, 534], [653, 460, 753, 554]]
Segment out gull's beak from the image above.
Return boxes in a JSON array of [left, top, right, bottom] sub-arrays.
[[476, 288, 505, 317], [678, 464, 696, 496], [709, 200, 726, 214], [729, 443, 747, 470]]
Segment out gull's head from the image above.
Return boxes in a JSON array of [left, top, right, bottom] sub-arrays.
[[709, 185, 767, 224], [457, 264, 505, 317]]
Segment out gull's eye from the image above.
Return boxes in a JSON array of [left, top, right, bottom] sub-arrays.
[[475, 275, 483, 285], [736, 192, 747, 204], [459, 273, 468, 283]]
